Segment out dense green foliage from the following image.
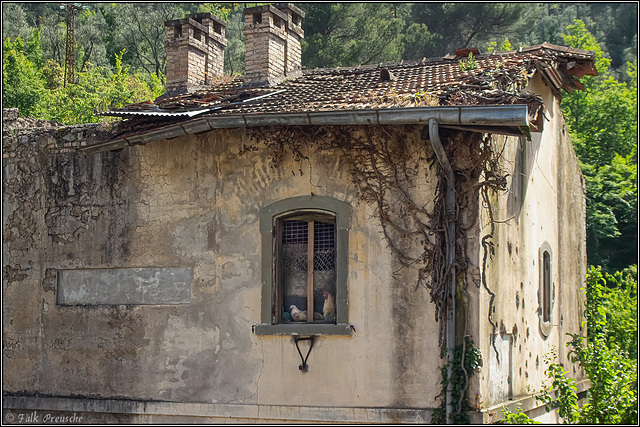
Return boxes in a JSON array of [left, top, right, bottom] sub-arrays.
[[600, 265, 638, 359], [570, 267, 637, 424], [3, 29, 164, 124], [558, 20, 638, 272], [511, 267, 638, 424], [2, 32, 47, 118]]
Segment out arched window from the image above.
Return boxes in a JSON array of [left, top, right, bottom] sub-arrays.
[[254, 196, 352, 335], [538, 242, 553, 337], [542, 250, 551, 323]]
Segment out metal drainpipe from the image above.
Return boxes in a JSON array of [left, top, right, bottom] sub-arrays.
[[427, 118, 456, 424]]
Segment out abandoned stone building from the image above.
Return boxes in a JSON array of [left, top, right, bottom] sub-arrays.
[[3, 4, 593, 423]]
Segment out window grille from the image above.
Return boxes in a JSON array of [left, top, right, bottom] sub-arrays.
[[314, 221, 336, 271], [283, 220, 308, 273], [281, 218, 336, 324]]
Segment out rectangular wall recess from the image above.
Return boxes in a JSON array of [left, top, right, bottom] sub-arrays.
[[56, 267, 192, 306]]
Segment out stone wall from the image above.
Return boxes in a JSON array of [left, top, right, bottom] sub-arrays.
[[3, 108, 128, 402]]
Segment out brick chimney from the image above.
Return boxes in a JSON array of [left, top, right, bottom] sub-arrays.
[[243, 3, 305, 86], [164, 13, 227, 96]]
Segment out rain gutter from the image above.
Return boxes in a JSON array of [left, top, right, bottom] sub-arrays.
[[79, 105, 529, 154]]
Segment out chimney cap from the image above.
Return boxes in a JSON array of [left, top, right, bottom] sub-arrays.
[[243, 4, 288, 21], [274, 3, 305, 19], [165, 12, 226, 28]]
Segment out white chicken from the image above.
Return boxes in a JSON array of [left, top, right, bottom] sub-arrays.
[[289, 304, 307, 322], [322, 289, 336, 322]]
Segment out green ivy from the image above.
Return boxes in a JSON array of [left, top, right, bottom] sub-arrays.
[[432, 337, 483, 424], [530, 348, 580, 423]]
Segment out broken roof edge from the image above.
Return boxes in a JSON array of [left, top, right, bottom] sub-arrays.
[[78, 105, 530, 155], [305, 42, 595, 74]]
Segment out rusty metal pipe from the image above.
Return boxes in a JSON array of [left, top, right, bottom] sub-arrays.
[[427, 118, 456, 424]]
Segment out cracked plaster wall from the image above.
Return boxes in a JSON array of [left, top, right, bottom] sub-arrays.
[[3, 110, 443, 412]]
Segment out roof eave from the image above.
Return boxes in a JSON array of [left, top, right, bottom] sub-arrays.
[[79, 105, 530, 155]]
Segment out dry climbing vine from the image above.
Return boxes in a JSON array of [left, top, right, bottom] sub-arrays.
[[238, 58, 538, 422], [244, 124, 509, 421], [243, 124, 507, 355]]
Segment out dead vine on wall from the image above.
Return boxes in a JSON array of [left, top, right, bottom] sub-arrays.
[[243, 124, 507, 355]]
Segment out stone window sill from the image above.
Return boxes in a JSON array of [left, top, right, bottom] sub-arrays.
[[253, 323, 352, 336]]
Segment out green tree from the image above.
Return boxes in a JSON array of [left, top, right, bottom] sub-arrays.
[[410, 3, 526, 56], [487, 37, 513, 53], [300, 3, 412, 68], [110, 3, 185, 77], [600, 266, 638, 359], [37, 4, 67, 66], [398, 21, 438, 62], [560, 20, 637, 271], [76, 6, 110, 72], [2, 34, 46, 117], [42, 59, 64, 90], [2, 3, 31, 42], [219, 7, 246, 76], [35, 49, 164, 125], [581, 153, 638, 271], [197, 3, 236, 21]]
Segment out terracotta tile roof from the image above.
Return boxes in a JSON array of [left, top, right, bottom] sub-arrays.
[[102, 43, 595, 139]]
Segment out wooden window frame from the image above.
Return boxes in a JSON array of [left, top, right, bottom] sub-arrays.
[[276, 214, 336, 325], [254, 196, 352, 336]]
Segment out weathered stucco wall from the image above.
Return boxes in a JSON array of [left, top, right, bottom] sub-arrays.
[[3, 113, 443, 422], [3, 94, 587, 422], [472, 74, 587, 421], [3, 109, 121, 397]]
